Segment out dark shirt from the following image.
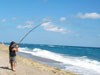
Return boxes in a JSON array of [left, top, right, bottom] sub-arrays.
[[9, 46, 16, 57]]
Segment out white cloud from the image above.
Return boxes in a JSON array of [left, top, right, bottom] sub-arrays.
[[1, 19, 6, 22], [60, 17, 66, 22], [17, 25, 33, 29], [25, 20, 34, 25], [17, 18, 71, 34], [41, 21, 70, 34], [43, 17, 51, 22], [17, 20, 35, 29], [41, 21, 51, 26], [77, 13, 100, 19]]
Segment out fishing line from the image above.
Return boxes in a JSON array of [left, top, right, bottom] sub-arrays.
[[18, 22, 44, 44]]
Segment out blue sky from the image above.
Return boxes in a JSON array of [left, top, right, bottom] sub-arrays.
[[0, 0, 100, 47]]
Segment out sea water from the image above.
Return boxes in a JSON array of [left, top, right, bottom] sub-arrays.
[[7, 43, 100, 75]]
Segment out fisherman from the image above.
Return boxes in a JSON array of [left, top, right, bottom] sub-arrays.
[[9, 41, 19, 71]]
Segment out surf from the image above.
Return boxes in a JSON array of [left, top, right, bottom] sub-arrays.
[[19, 47, 100, 75]]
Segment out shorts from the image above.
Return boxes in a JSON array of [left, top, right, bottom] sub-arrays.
[[9, 56, 16, 63]]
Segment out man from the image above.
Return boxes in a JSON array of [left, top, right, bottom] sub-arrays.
[[9, 41, 19, 71]]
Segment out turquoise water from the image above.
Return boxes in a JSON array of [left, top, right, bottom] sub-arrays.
[[19, 44, 100, 61]]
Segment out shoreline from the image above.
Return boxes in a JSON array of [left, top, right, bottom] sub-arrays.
[[0, 44, 77, 75]]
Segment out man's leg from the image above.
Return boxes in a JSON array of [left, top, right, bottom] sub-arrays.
[[10, 62, 13, 70], [13, 63, 16, 71]]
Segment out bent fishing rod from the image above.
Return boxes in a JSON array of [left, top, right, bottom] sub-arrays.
[[16, 22, 44, 45]]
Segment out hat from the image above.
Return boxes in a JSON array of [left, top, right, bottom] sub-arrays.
[[10, 41, 15, 45]]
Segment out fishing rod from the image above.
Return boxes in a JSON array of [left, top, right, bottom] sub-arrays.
[[17, 22, 44, 45]]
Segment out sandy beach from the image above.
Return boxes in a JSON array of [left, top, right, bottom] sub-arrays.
[[0, 44, 77, 75]]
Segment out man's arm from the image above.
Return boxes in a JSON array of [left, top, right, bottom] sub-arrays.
[[12, 45, 19, 52]]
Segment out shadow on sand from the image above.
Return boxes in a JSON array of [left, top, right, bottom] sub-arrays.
[[0, 67, 11, 70]]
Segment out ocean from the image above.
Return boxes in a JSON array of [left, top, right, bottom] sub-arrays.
[[7, 43, 100, 75]]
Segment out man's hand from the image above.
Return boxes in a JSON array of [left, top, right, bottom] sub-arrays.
[[16, 43, 20, 45], [16, 45, 19, 48]]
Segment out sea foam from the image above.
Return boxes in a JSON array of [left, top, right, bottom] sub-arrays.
[[19, 47, 100, 75]]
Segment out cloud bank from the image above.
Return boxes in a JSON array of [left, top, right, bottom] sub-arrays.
[[17, 18, 70, 34], [41, 21, 70, 34], [17, 20, 34, 29], [17, 25, 33, 29], [77, 13, 100, 19]]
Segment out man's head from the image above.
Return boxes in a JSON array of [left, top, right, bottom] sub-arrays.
[[10, 41, 16, 47]]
